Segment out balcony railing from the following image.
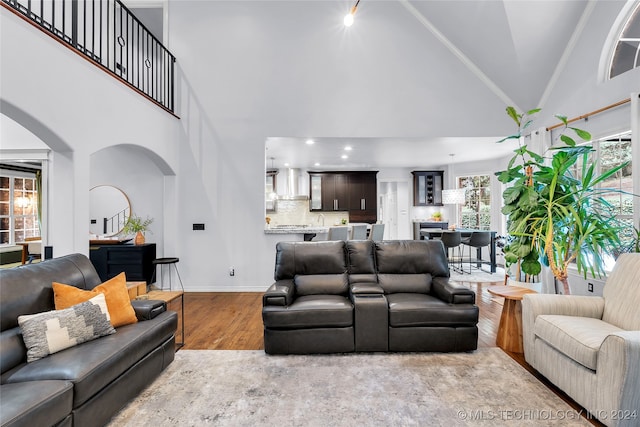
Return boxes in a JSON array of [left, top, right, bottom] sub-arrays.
[[3, 0, 176, 112]]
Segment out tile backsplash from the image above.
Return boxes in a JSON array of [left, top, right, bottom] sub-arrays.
[[266, 200, 347, 227]]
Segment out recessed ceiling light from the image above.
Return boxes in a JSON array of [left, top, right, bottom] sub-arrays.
[[306, 139, 315, 145], [341, 155, 348, 159], [344, 146, 352, 151], [314, 162, 320, 166], [284, 162, 290, 167]]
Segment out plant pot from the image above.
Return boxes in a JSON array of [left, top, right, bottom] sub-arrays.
[[507, 278, 542, 293], [134, 231, 145, 245]]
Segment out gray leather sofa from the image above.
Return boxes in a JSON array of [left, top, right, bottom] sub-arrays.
[[262, 240, 478, 354], [0, 254, 178, 427]]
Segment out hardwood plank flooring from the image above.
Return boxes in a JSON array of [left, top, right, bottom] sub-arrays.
[[180, 281, 603, 426]]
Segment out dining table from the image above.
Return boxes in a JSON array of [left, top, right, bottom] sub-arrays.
[[419, 229, 498, 273]]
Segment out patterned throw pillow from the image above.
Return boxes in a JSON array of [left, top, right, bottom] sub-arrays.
[[18, 294, 116, 362]]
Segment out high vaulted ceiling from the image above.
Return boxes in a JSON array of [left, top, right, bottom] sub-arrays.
[[162, 0, 632, 169]]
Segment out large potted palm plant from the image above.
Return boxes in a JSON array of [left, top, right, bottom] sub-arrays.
[[496, 107, 627, 294]]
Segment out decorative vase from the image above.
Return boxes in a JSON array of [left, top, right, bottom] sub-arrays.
[[134, 231, 145, 245]]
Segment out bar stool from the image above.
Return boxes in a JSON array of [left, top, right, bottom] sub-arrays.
[[151, 257, 184, 291], [440, 231, 463, 273], [461, 232, 492, 273]]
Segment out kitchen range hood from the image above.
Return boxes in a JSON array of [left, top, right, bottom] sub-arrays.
[[279, 168, 309, 200]]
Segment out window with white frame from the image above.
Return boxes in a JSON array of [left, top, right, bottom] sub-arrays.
[[0, 172, 40, 245], [569, 131, 634, 267], [609, 3, 640, 78], [457, 175, 491, 230]]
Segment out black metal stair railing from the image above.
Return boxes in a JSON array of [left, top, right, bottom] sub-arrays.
[[3, 0, 175, 113]]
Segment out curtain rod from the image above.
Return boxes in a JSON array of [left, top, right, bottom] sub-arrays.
[[546, 97, 631, 131]]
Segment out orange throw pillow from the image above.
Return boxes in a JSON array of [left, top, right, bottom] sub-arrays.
[[53, 272, 138, 328]]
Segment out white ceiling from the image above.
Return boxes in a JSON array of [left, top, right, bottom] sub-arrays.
[[265, 136, 512, 170], [162, 1, 631, 170], [255, 0, 599, 170]]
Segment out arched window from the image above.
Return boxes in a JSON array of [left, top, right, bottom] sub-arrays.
[[609, 3, 640, 78]]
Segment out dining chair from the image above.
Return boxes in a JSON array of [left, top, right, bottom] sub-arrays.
[[327, 226, 349, 241], [367, 223, 385, 241], [460, 231, 492, 273], [440, 231, 463, 273], [350, 225, 368, 240]]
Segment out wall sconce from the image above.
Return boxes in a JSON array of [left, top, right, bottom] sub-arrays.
[[441, 188, 466, 205]]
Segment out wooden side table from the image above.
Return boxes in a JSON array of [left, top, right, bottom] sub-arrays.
[[128, 282, 184, 349], [487, 285, 537, 353], [146, 290, 184, 348]]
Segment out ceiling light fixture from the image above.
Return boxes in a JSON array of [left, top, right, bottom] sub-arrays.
[[341, 154, 348, 159], [344, 146, 352, 151], [343, 0, 360, 27], [305, 139, 315, 145]]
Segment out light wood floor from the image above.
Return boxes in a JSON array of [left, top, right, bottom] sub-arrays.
[[180, 280, 602, 426]]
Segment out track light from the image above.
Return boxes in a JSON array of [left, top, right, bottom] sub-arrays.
[[344, 0, 360, 27]]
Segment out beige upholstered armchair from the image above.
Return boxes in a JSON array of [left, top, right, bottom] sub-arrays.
[[522, 253, 640, 427]]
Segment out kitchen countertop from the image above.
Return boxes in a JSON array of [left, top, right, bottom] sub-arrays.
[[264, 226, 330, 234]]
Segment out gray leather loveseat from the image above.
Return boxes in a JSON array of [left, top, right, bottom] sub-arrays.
[[262, 240, 478, 354], [0, 254, 177, 427]]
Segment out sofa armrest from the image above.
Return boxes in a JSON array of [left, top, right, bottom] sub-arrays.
[[131, 299, 167, 321], [431, 277, 475, 304], [350, 282, 384, 295], [597, 331, 640, 420], [263, 279, 295, 306], [521, 294, 605, 366]]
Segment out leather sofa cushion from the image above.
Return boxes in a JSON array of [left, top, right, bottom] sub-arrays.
[[3, 311, 177, 408], [274, 241, 347, 280], [0, 254, 102, 332], [387, 293, 478, 327], [294, 274, 348, 296], [263, 295, 353, 329], [534, 314, 623, 371], [0, 328, 26, 376], [0, 380, 73, 427], [378, 274, 431, 294], [375, 240, 449, 277], [346, 240, 376, 274]]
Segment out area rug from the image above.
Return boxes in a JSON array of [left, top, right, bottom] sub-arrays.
[[108, 349, 590, 426]]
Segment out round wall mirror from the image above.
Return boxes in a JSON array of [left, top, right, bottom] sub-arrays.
[[89, 185, 131, 236]]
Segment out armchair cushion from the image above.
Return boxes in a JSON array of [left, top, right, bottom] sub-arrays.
[[535, 315, 623, 370], [263, 280, 295, 307], [387, 293, 478, 327], [602, 253, 640, 330], [431, 277, 475, 304], [131, 299, 166, 321], [350, 282, 384, 295], [262, 295, 353, 329], [294, 274, 348, 296], [378, 273, 431, 294]]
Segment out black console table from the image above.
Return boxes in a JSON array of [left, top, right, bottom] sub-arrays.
[[89, 243, 156, 284]]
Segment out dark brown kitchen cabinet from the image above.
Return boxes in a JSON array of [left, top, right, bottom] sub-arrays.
[[309, 171, 378, 223], [412, 171, 444, 206], [321, 173, 349, 211], [348, 172, 377, 223]]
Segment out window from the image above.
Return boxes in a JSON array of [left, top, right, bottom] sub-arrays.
[[609, 3, 640, 78], [569, 131, 634, 268], [457, 175, 491, 230], [0, 173, 40, 245]]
